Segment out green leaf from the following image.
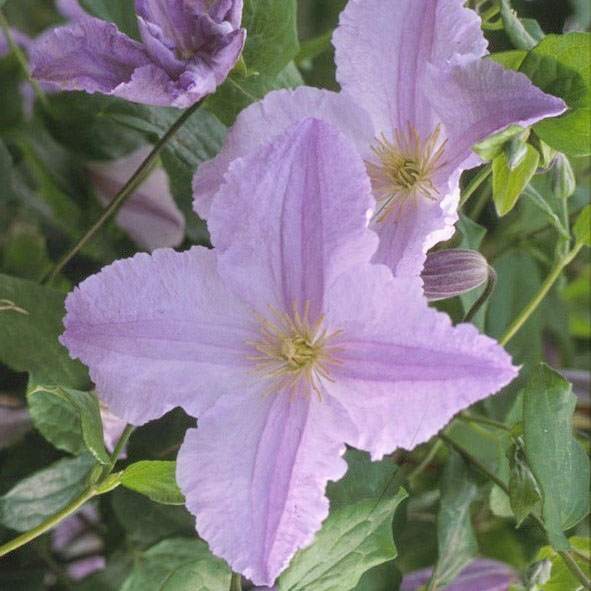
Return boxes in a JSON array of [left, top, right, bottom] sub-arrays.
[[2, 225, 52, 281], [0, 140, 17, 203], [111, 488, 195, 549], [519, 33, 591, 157], [500, 0, 539, 50], [522, 364, 590, 550], [120, 461, 184, 505], [0, 274, 89, 389], [536, 537, 591, 591], [507, 441, 542, 526], [573, 204, 591, 246], [43, 93, 147, 161], [296, 31, 333, 64], [121, 538, 231, 591], [0, 454, 96, 532], [427, 450, 478, 590], [78, 0, 139, 39], [351, 562, 401, 591], [207, 60, 303, 126], [489, 50, 527, 70], [492, 144, 539, 216], [473, 125, 526, 161], [241, 0, 299, 77], [523, 185, 570, 240], [326, 448, 402, 511], [278, 489, 408, 591]]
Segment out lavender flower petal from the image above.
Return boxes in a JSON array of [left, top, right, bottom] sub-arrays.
[[209, 118, 377, 319], [400, 558, 518, 591], [61, 247, 258, 425], [332, 0, 487, 138], [324, 267, 518, 457], [177, 389, 357, 586], [30, 17, 152, 96], [55, 0, 88, 20], [193, 86, 375, 219], [425, 56, 567, 174]]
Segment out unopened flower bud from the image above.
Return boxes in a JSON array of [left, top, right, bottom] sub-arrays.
[[504, 129, 530, 171], [551, 153, 576, 199], [422, 249, 490, 301]]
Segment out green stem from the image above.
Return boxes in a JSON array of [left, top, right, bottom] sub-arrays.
[[558, 550, 591, 590], [500, 244, 582, 346], [459, 164, 492, 209], [463, 264, 497, 323], [230, 572, 242, 591], [459, 411, 511, 432], [0, 9, 48, 108], [0, 488, 96, 557], [408, 440, 443, 484], [0, 417, 131, 557], [438, 432, 509, 493], [439, 433, 591, 590], [106, 424, 134, 474], [43, 99, 204, 284]]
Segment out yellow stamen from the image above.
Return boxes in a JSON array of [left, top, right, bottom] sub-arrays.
[[367, 123, 447, 223], [246, 301, 343, 401]]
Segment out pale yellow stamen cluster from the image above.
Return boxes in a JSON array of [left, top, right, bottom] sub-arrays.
[[246, 301, 343, 401], [367, 123, 447, 222]]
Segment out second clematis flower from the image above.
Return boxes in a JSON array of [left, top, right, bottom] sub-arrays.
[[31, 0, 246, 108], [193, 0, 566, 278], [61, 119, 518, 585]]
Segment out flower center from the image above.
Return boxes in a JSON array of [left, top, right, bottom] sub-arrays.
[[246, 302, 343, 401], [367, 123, 447, 222]]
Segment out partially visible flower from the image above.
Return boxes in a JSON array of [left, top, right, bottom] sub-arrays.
[[32, 0, 246, 108], [61, 119, 518, 585], [55, 0, 88, 20], [400, 558, 518, 591], [193, 0, 565, 278], [0, 404, 32, 450], [87, 147, 185, 251], [52, 504, 105, 580], [99, 402, 128, 456], [421, 249, 490, 301]]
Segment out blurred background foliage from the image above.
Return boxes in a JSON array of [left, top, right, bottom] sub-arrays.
[[0, 1, 589, 590]]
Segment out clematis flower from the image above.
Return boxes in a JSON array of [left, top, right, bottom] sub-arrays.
[[31, 0, 246, 108], [87, 146, 185, 251], [400, 558, 518, 591], [61, 119, 518, 585], [192, 0, 565, 277]]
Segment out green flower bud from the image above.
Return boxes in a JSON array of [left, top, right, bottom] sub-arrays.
[[551, 153, 576, 199]]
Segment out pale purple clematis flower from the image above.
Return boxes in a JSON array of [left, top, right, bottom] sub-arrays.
[[61, 119, 518, 585], [52, 504, 105, 580], [193, 0, 565, 277], [31, 0, 246, 108], [87, 147, 185, 251], [401, 558, 518, 591]]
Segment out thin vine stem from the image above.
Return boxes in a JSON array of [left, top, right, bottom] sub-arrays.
[[106, 424, 134, 474], [43, 98, 204, 284], [0, 488, 96, 558], [500, 243, 583, 346], [459, 164, 492, 209], [408, 439, 443, 484], [463, 264, 497, 322], [459, 411, 511, 432], [230, 572, 242, 591], [0, 9, 48, 108]]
